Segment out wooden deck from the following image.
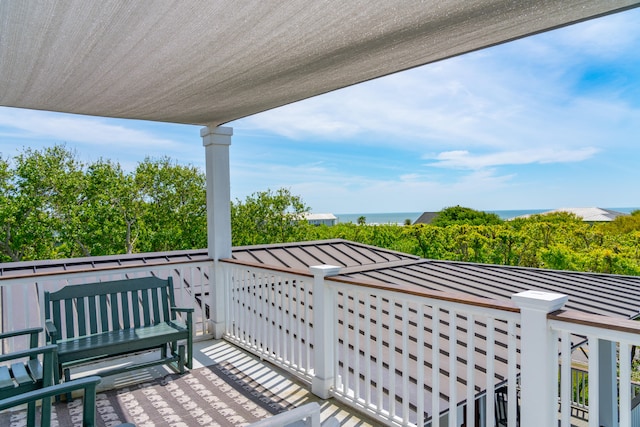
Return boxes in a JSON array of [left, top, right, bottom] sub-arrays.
[[1, 339, 374, 426]]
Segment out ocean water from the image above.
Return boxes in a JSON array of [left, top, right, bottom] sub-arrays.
[[335, 207, 638, 225]]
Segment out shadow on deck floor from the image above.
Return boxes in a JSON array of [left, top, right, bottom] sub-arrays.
[[1, 339, 374, 426]]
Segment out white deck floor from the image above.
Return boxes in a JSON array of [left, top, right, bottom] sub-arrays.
[[73, 338, 375, 427]]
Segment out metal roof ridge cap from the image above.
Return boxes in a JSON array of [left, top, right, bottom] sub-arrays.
[[0, 257, 215, 281], [231, 239, 346, 252]]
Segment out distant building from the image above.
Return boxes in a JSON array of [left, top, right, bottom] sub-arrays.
[[413, 211, 440, 225], [514, 207, 628, 222], [301, 213, 337, 226]]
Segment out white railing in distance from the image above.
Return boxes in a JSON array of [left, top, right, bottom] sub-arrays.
[[0, 260, 213, 352], [551, 312, 640, 427]]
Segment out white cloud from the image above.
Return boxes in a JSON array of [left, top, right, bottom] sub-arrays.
[[551, 10, 640, 58], [235, 7, 640, 166], [0, 107, 181, 149], [427, 147, 599, 170]]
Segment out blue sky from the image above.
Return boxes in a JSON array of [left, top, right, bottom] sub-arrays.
[[1, 8, 639, 214]]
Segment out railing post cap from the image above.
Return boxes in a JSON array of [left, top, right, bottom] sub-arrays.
[[512, 290, 568, 312], [309, 265, 341, 277]]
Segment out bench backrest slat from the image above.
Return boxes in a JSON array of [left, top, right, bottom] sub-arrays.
[[131, 290, 141, 328], [88, 297, 98, 335], [121, 292, 130, 330], [76, 297, 87, 337], [109, 292, 119, 331], [151, 288, 160, 325], [161, 285, 172, 321], [64, 299, 75, 338], [99, 294, 109, 332], [141, 289, 151, 325], [44, 277, 176, 340]]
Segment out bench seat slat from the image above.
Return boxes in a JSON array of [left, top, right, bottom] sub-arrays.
[[56, 322, 188, 364], [0, 366, 13, 390], [11, 362, 33, 386], [26, 359, 43, 383]]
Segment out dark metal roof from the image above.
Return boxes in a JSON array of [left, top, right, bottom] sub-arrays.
[[233, 239, 640, 320], [231, 239, 419, 270], [413, 212, 441, 225], [0, 239, 640, 318], [0, 249, 211, 278], [3, 239, 639, 320]]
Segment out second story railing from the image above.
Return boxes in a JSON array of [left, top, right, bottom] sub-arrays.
[[222, 259, 640, 427], [0, 255, 215, 352], [4, 252, 640, 427]]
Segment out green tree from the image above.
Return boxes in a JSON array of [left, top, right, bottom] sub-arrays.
[[231, 188, 309, 246], [431, 206, 503, 227], [603, 210, 640, 234], [1, 145, 81, 261], [134, 157, 207, 252], [80, 160, 141, 255]]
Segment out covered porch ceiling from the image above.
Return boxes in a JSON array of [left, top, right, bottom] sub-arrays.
[[1, 1, 639, 127]]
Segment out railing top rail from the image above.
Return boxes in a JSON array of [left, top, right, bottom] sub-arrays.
[[222, 258, 520, 314], [550, 308, 640, 335], [327, 274, 520, 313], [221, 258, 313, 278]]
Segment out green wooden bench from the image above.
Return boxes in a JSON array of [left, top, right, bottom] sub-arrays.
[[0, 327, 56, 426], [44, 276, 193, 385]]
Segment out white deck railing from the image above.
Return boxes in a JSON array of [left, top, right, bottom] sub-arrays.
[[551, 310, 640, 427], [221, 261, 315, 381], [4, 255, 640, 427], [0, 259, 215, 352], [223, 260, 640, 427]]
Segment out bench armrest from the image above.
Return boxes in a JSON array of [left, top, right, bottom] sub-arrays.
[[0, 375, 101, 413], [171, 307, 195, 313], [0, 326, 42, 341], [0, 344, 57, 364], [171, 307, 194, 326], [0, 326, 43, 348], [44, 320, 59, 344]]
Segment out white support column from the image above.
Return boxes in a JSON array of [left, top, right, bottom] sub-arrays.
[[310, 264, 341, 399], [598, 339, 617, 427], [201, 125, 233, 339], [512, 290, 569, 427]]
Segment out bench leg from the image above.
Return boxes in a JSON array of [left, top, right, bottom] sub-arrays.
[[161, 343, 168, 359], [178, 344, 185, 374], [41, 395, 52, 427], [27, 401, 36, 426], [54, 364, 63, 402], [64, 368, 72, 401]]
